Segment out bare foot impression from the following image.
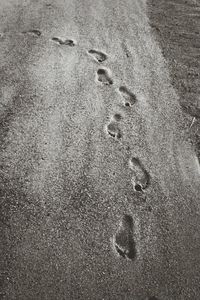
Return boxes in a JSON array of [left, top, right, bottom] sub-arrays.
[[96, 68, 113, 85], [112, 113, 123, 122], [129, 157, 150, 191], [113, 214, 136, 260], [118, 86, 137, 107], [21, 29, 41, 36], [51, 37, 76, 46], [88, 49, 107, 63], [105, 121, 122, 140]]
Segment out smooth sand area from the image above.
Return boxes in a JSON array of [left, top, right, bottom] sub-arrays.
[[0, 1, 200, 299]]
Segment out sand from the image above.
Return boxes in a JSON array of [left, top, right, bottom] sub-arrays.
[[0, 0, 200, 299]]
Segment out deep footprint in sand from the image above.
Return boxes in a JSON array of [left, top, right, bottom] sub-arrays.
[[129, 157, 150, 191], [112, 113, 123, 122], [21, 29, 42, 36], [118, 86, 137, 107], [51, 37, 76, 46], [113, 214, 136, 260], [88, 49, 107, 63], [96, 68, 113, 85], [105, 121, 122, 140]]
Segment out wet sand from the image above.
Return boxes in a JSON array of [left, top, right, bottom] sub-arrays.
[[0, 0, 200, 299]]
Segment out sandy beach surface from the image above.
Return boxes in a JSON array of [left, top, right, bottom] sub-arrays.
[[0, 0, 200, 299]]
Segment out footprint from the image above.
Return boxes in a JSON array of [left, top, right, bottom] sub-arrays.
[[113, 214, 136, 260], [129, 157, 150, 191], [118, 86, 137, 107], [96, 68, 113, 85], [147, 297, 159, 300], [46, 3, 53, 7], [106, 122, 122, 139], [112, 113, 123, 122], [51, 37, 76, 46], [22, 30, 41, 37], [88, 49, 107, 63]]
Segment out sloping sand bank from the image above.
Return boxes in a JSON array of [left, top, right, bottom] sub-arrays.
[[0, 1, 200, 299]]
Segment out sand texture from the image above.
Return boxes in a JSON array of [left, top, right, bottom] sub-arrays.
[[0, 0, 200, 299]]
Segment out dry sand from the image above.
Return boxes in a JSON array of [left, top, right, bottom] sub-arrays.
[[0, 0, 200, 299]]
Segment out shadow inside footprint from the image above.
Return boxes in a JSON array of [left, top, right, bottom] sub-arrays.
[[119, 86, 137, 106], [106, 122, 121, 139], [52, 37, 76, 46], [113, 214, 136, 260], [96, 68, 113, 85], [112, 113, 123, 122], [22, 29, 41, 36], [88, 49, 107, 63], [129, 157, 150, 190], [115, 239, 136, 260]]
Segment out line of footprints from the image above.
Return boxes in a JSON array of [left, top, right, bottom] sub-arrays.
[[88, 48, 150, 194], [20, 29, 150, 256], [18, 28, 155, 292], [15, 27, 157, 300], [89, 48, 152, 264], [94, 53, 155, 300], [15, 28, 148, 192]]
